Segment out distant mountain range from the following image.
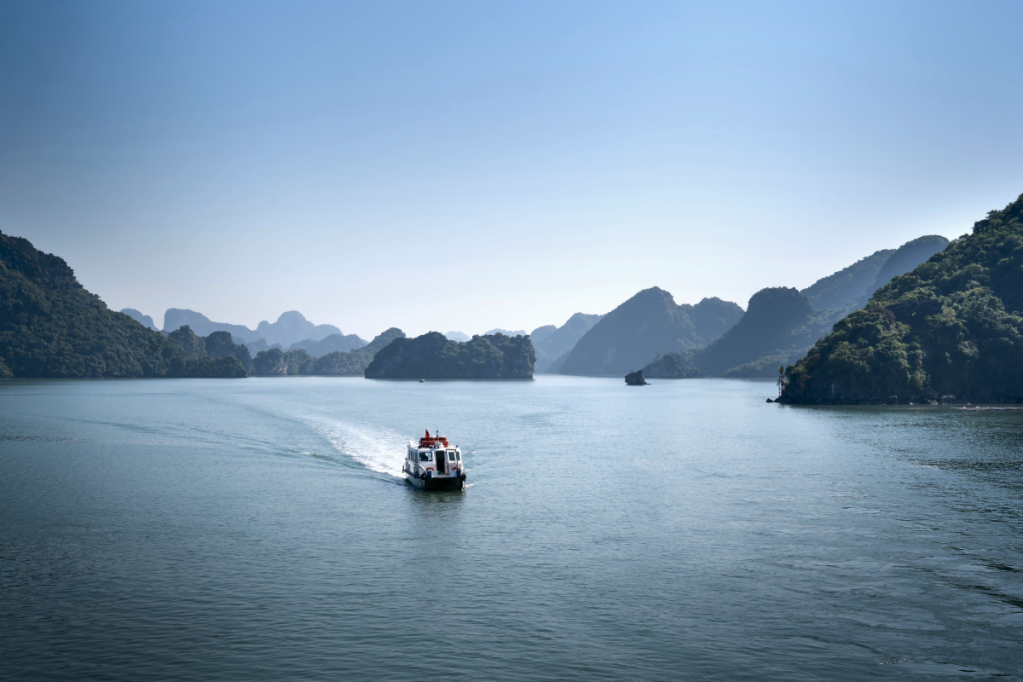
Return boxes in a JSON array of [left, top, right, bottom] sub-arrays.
[[163, 309, 263, 342], [558, 289, 744, 376], [287, 333, 367, 357], [163, 309, 345, 348], [531, 313, 603, 373], [242, 328, 405, 376], [677, 287, 838, 377], [640, 234, 950, 378], [298, 328, 404, 376], [120, 308, 159, 331], [0, 220, 963, 385], [799, 249, 894, 311], [441, 318, 604, 375]]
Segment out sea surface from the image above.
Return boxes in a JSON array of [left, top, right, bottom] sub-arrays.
[[1, 377, 1021, 681]]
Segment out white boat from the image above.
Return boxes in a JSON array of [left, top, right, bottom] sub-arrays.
[[402, 430, 466, 491]]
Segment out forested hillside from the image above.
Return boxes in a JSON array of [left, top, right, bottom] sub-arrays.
[[781, 194, 1023, 404], [799, 249, 894, 310], [681, 287, 838, 377], [0, 232, 245, 378], [650, 235, 951, 378]]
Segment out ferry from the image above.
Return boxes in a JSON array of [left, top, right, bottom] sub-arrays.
[[402, 430, 466, 491]]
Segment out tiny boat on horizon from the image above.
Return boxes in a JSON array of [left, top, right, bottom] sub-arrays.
[[402, 430, 466, 491]]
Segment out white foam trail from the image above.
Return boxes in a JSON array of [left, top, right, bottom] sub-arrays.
[[306, 417, 406, 478]]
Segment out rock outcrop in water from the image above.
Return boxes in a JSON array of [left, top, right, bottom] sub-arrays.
[[780, 193, 1023, 405], [364, 332, 534, 379], [624, 370, 648, 385]]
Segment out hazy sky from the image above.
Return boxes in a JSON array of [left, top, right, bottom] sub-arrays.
[[2, 1, 1022, 338]]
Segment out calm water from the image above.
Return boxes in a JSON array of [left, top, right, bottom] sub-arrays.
[[1, 377, 1021, 681]]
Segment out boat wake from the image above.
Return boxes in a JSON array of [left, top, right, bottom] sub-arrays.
[[228, 396, 409, 480], [305, 417, 406, 479]]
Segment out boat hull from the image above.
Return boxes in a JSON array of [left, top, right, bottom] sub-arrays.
[[405, 474, 465, 491]]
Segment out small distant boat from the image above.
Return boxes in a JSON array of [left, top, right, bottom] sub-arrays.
[[403, 430, 466, 491]]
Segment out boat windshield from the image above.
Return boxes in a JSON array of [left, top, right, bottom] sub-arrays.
[[419, 452, 432, 462]]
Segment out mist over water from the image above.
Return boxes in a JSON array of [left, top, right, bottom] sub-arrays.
[[1, 377, 1021, 680]]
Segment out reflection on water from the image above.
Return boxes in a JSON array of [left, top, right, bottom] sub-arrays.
[[0, 377, 1021, 681]]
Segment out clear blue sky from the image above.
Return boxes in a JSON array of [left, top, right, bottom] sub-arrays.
[[2, 1, 1022, 338]]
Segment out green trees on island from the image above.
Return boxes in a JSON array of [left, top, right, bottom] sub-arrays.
[[781, 193, 1023, 404], [364, 332, 535, 379], [0, 229, 413, 380], [297, 327, 404, 376], [163, 326, 249, 377], [6, 188, 1019, 394]]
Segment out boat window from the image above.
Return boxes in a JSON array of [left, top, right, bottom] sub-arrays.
[[448, 452, 456, 461], [419, 452, 432, 462]]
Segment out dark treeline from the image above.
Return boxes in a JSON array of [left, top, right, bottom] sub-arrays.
[[364, 332, 535, 379], [0, 231, 244, 378], [781, 193, 1023, 404]]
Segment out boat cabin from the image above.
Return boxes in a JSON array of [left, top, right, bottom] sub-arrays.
[[403, 430, 464, 488]]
